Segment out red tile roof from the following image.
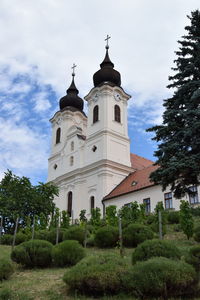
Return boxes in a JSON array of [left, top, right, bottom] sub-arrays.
[[130, 153, 154, 170], [104, 154, 159, 200]]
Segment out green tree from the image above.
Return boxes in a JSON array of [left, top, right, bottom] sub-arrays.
[[153, 201, 167, 236], [147, 10, 200, 198], [90, 207, 101, 228], [0, 170, 58, 233], [180, 200, 194, 239], [105, 205, 118, 226], [79, 209, 87, 224]]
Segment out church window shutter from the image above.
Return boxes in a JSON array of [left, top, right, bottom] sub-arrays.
[[93, 105, 99, 123], [114, 105, 121, 123], [56, 128, 61, 144], [67, 191, 72, 217]]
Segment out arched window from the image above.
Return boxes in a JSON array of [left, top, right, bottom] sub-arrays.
[[70, 156, 74, 166], [67, 191, 72, 217], [71, 141, 74, 151], [90, 196, 95, 212], [114, 105, 121, 123], [93, 105, 99, 123], [56, 127, 61, 144]]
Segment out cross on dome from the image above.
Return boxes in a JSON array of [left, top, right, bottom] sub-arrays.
[[71, 63, 77, 76], [105, 34, 111, 49]]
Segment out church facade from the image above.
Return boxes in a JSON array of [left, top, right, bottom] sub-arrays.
[[47, 44, 200, 220]]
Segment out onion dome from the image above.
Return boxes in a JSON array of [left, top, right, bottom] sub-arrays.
[[59, 67, 84, 112], [93, 44, 121, 87]]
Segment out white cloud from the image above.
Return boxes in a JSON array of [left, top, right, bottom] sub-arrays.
[[0, 0, 199, 182]]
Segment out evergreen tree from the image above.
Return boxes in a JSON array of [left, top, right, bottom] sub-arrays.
[[147, 10, 200, 198]]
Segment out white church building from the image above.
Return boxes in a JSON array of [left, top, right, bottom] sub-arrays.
[[47, 42, 199, 220]]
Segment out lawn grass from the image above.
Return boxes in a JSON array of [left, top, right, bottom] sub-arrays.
[[0, 227, 200, 299]]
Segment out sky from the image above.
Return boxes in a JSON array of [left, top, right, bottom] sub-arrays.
[[0, 0, 199, 185]]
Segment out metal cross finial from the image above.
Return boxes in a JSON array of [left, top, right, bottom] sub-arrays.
[[105, 34, 111, 49], [71, 63, 77, 77]]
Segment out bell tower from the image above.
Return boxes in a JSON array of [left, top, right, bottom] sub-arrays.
[[84, 36, 131, 168]]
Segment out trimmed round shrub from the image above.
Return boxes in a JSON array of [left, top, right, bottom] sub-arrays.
[[52, 240, 85, 267], [46, 228, 67, 245], [167, 211, 180, 224], [122, 257, 197, 298], [63, 226, 85, 245], [34, 230, 49, 241], [0, 259, 14, 281], [86, 234, 95, 247], [15, 232, 30, 245], [123, 223, 154, 247], [94, 226, 118, 248], [185, 245, 200, 271], [0, 234, 13, 245], [132, 239, 181, 264], [193, 225, 200, 242], [63, 253, 127, 296], [11, 239, 53, 268]]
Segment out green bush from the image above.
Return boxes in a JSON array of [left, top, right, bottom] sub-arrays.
[[145, 214, 156, 225], [52, 240, 85, 267], [94, 226, 118, 248], [63, 226, 85, 245], [167, 211, 180, 224], [132, 239, 181, 264], [63, 254, 127, 296], [173, 224, 182, 232], [0, 234, 13, 245], [193, 225, 200, 242], [15, 232, 30, 245], [86, 234, 95, 247], [122, 257, 197, 298], [46, 228, 67, 245], [123, 223, 154, 247], [0, 288, 12, 300], [185, 245, 200, 272], [0, 259, 14, 281], [11, 239, 53, 268], [34, 230, 49, 241]]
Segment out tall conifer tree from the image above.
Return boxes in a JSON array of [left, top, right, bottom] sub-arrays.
[[147, 10, 200, 198]]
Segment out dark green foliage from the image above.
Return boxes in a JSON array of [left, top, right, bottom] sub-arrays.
[[122, 257, 197, 298], [79, 210, 87, 224], [191, 207, 200, 216], [60, 210, 70, 229], [34, 230, 49, 241], [11, 239, 53, 268], [132, 239, 181, 264], [63, 226, 85, 245], [105, 205, 118, 226], [123, 223, 154, 247], [86, 234, 95, 247], [0, 288, 12, 300], [185, 245, 200, 271], [15, 232, 30, 245], [89, 207, 101, 228], [193, 225, 200, 242], [46, 228, 67, 245], [0, 170, 58, 234], [63, 254, 127, 296], [150, 202, 167, 235], [173, 223, 182, 232], [0, 259, 14, 281], [119, 202, 141, 227], [180, 200, 194, 239], [167, 210, 180, 224], [94, 226, 119, 248], [147, 10, 200, 198], [145, 214, 156, 225], [52, 240, 85, 267], [0, 234, 13, 245]]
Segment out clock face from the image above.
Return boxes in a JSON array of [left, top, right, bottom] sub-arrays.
[[114, 93, 121, 101]]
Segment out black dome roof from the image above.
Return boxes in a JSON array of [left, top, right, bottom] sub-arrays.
[[93, 47, 121, 87], [59, 76, 84, 111]]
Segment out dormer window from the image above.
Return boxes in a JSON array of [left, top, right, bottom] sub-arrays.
[[114, 105, 121, 123], [56, 128, 61, 144], [93, 105, 99, 123]]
